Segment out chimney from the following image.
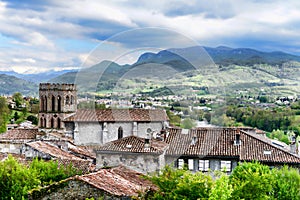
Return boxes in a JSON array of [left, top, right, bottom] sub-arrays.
[[290, 136, 297, 154]]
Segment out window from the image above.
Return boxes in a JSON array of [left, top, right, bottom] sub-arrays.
[[57, 118, 61, 129], [52, 96, 55, 111], [40, 117, 44, 127], [188, 159, 194, 170], [57, 96, 61, 112], [71, 95, 74, 105], [199, 160, 209, 171], [178, 159, 184, 169], [43, 118, 47, 128], [221, 160, 231, 172], [50, 117, 54, 128], [66, 96, 70, 105], [118, 127, 123, 139]]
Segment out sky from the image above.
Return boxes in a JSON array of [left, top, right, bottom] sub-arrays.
[[0, 0, 300, 73]]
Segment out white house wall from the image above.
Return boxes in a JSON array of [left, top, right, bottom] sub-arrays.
[[75, 122, 102, 145]]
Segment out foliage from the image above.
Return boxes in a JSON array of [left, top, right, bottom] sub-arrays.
[[27, 115, 38, 125], [148, 163, 300, 200], [272, 166, 300, 200], [268, 129, 290, 144], [12, 92, 23, 108], [166, 110, 181, 126], [0, 96, 10, 133], [226, 105, 292, 132], [209, 173, 233, 200], [0, 155, 81, 200], [181, 118, 197, 129], [148, 166, 212, 199], [230, 162, 274, 199]]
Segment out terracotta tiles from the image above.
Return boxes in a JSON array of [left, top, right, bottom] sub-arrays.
[[165, 128, 300, 164], [0, 128, 43, 140], [64, 108, 168, 122], [94, 136, 168, 154], [25, 141, 84, 161], [77, 165, 156, 197]]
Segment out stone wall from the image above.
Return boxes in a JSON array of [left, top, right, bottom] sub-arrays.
[[28, 179, 123, 200], [137, 122, 164, 138], [97, 152, 163, 174], [0, 142, 22, 154]]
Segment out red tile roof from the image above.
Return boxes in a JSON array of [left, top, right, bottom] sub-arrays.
[[25, 141, 84, 161], [64, 108, 168, 122], [0, 128, 43, 140], [77, 165, 156, 197], [165, 128, 300, 164], [94, 136, 168, 154]]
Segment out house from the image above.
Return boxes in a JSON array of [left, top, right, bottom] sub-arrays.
[[165, 128, 300, 173], [22, 141, 94, 173], [64, 108, 169, 145], [94, 135, 168, 173], [0, 128, 44, 154], [28, 165, 157, 200], [94, 127, 300, 174]]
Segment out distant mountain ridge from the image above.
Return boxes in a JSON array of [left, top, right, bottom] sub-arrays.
[[2, 46, 300, 95], [0, 69, 77, 83], [0, 74, 37, 96]]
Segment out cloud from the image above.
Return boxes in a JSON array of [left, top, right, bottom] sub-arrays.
[[1, 0, 300, 73]]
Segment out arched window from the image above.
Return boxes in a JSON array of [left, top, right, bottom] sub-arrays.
[[71, 95, 74, 105], [57, 118, 61, 129], [50, 117, 54, 128], [118, 127, 123, 139], [52, 96, 55, 112], [40, 97, 44, 112], [57, 96, 61, 112], [44, 96, 47, 111], [40, 117, 44, 127], [66, 96, 70, 105], [44, 118, 47, 128]]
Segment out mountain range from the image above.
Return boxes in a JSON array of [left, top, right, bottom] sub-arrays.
[[2, 46, 300, 96]]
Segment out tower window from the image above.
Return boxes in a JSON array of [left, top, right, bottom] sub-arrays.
[[66, 96, 70, 105], [71, 95, 74, 105], [52, 96, 55, 112], [57, 117, 61, 129], [118, 127, 123, 139], [40, 117, 44, 127], [57, 96, 61, 112], [50, 117, 54, 128]]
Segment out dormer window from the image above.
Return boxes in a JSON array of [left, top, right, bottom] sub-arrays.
[[234, 134, 241, 145]]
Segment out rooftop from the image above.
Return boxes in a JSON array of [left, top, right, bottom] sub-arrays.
[[165, 127, 300, 164], [64, 108, 168, 122], [94, 136, 168, 154], [0, 128, 43, 141]]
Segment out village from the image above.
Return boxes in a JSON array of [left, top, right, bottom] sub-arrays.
[[0, 83, 299, 199]]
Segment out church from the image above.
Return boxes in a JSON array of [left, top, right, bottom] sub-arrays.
[[38, 83, 169, 146]]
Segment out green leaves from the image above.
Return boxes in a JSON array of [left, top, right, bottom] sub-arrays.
[[148, 162, 300, 200], [0, 155, 81, 200]]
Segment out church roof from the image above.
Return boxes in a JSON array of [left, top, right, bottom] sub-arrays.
[[94, 136, 168, 154], [64, 108, 168, 122], [165, 128, 300, 164]]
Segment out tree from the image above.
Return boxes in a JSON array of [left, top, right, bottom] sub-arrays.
[[230, 162, 274, 199], [148, 166, 213, 199], [209, 173, 233, 200], [12, 92, 23, 108], [181, 118, 196, 129], [0, 97, 9, 133]]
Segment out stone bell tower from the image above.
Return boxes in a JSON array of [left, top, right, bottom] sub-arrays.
[[38, 83, 77, 131]]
